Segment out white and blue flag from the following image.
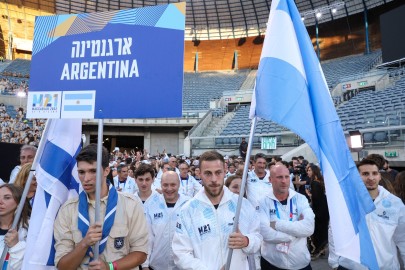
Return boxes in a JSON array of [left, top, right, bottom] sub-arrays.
[[250, 0, 378, 269], [22, 119, 82, 270]]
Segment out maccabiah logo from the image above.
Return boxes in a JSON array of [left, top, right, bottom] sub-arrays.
[[154, 212, 163, 219], [198, 224, 211, 236], [32, 93, 59, 112]]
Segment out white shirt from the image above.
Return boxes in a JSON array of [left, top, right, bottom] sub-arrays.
[[330, 186, 405, 270], [142, 194, 190, 269], [178, 175, 202, 197], [259, 188, 315, 269], [113, 176, 138, 194]]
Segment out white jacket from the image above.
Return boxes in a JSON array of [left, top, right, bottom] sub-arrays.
[[178, 175, 201, 197], [330, 186, 405, 270], [0, 227, 28, 270], [259, 188, 315, 270], [113, 176, 138, 194], [142, 194, 190, 269], [246, 170, 272, 207], [172, 187, 262, 270]]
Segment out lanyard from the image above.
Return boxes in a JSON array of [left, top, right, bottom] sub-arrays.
[[180, 176, 189, 187], [117, 179, 127, 189], [273, 199, 293, 221]]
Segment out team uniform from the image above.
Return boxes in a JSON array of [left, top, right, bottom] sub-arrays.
[[329, 186, 405, 270], [259, 188, 315, 269], [113, 176, 138, 194], [172, 187, 262, 270], [246, 170, 272, 207], [142, 194, 190, 270], [54, 190, 149, 269], [0, 227, 27, 270], [178, 175, 202, 197]]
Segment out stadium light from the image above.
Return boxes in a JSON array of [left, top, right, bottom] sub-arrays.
[[349, 130, 363, 149], [316, 12, 322, 19], [300, 1, 345, 20]]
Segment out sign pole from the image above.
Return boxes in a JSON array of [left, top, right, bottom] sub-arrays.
[[225, 116, 258, 270], [0, 119, 52, 268], [93, 118, 104, 260]]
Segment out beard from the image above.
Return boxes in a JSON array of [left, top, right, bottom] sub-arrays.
[[204, 183, 224, 199]]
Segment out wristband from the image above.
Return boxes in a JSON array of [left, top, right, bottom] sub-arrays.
[[112, 261, 118, 270], [108, 262, 114, 270]]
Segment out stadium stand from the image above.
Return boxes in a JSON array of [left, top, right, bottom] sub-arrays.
[[183, 70, 250, 110], [321, 50, 382, 88]]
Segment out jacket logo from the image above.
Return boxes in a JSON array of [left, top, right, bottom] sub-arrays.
[[154, 212, 163, 219], [198, 224, 211, 236], [270, 209, 276, 215], [250, 179, 257, 183], [176, 222, 182, 230], [377, 211, 389, 220], [114, 237, 124, 249]]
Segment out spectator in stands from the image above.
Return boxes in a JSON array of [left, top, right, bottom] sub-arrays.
[[239, 137, 248, 159], [13, 163, 37, 207], [141, 171, 190, 270], [394, 171, 405, 204], [383, 159, 398, 182], [305, 164, 329, 260], [259, 164, 315, 269], [9, 145, 37, 184], [172, 150, 261, 269], [0, 184, 31, 270], [329, 159, 405, 269], [178, 162, 201, 197]]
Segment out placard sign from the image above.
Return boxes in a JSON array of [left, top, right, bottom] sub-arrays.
[[27, 3, 185, 119]]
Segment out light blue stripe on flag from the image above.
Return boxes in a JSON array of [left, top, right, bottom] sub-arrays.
[[65, 93, 93, 100], [250, 0, 379, 269], [64, 105, 92, 111]]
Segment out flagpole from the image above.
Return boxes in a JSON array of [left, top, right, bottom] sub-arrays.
[[225, 116, 258, 270], [0, 119, 53, 268], [93, 118, 104, 260]]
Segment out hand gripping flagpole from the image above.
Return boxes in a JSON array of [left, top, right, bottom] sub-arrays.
[[93, 118, 104, 260], [0, 119, 52, 268], [225, 116, 258, 270]]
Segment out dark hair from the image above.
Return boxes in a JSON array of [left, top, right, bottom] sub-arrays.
[[308, 164, 325, 191], [394, 171, 405, 204], [357, 158, 379, 170], [365, 154, 385, 170], [225, 175, 242, 188], [117, 164, 127, 173], [0, 184, 30, 230], [254, 153, 266, 162], [199, 151, 224, 167], [380, 172, 396, 195], [76, 144, 109, 168], [134, 163, 155, 179], [178, 162, 189, 168], [228, 163, 235, 168]]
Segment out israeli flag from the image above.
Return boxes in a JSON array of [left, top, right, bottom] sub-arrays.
[[250, 0, 378, 269], [22, 119, 82, 269]]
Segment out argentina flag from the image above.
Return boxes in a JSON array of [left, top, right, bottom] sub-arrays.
[[22, 119, 82, 269], [250, 0, 378, 269]]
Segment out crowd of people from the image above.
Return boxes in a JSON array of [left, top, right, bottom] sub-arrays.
[[0, 143, 404, 270], [0, 103, 45, 145], [0, 77, 29, 96]]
